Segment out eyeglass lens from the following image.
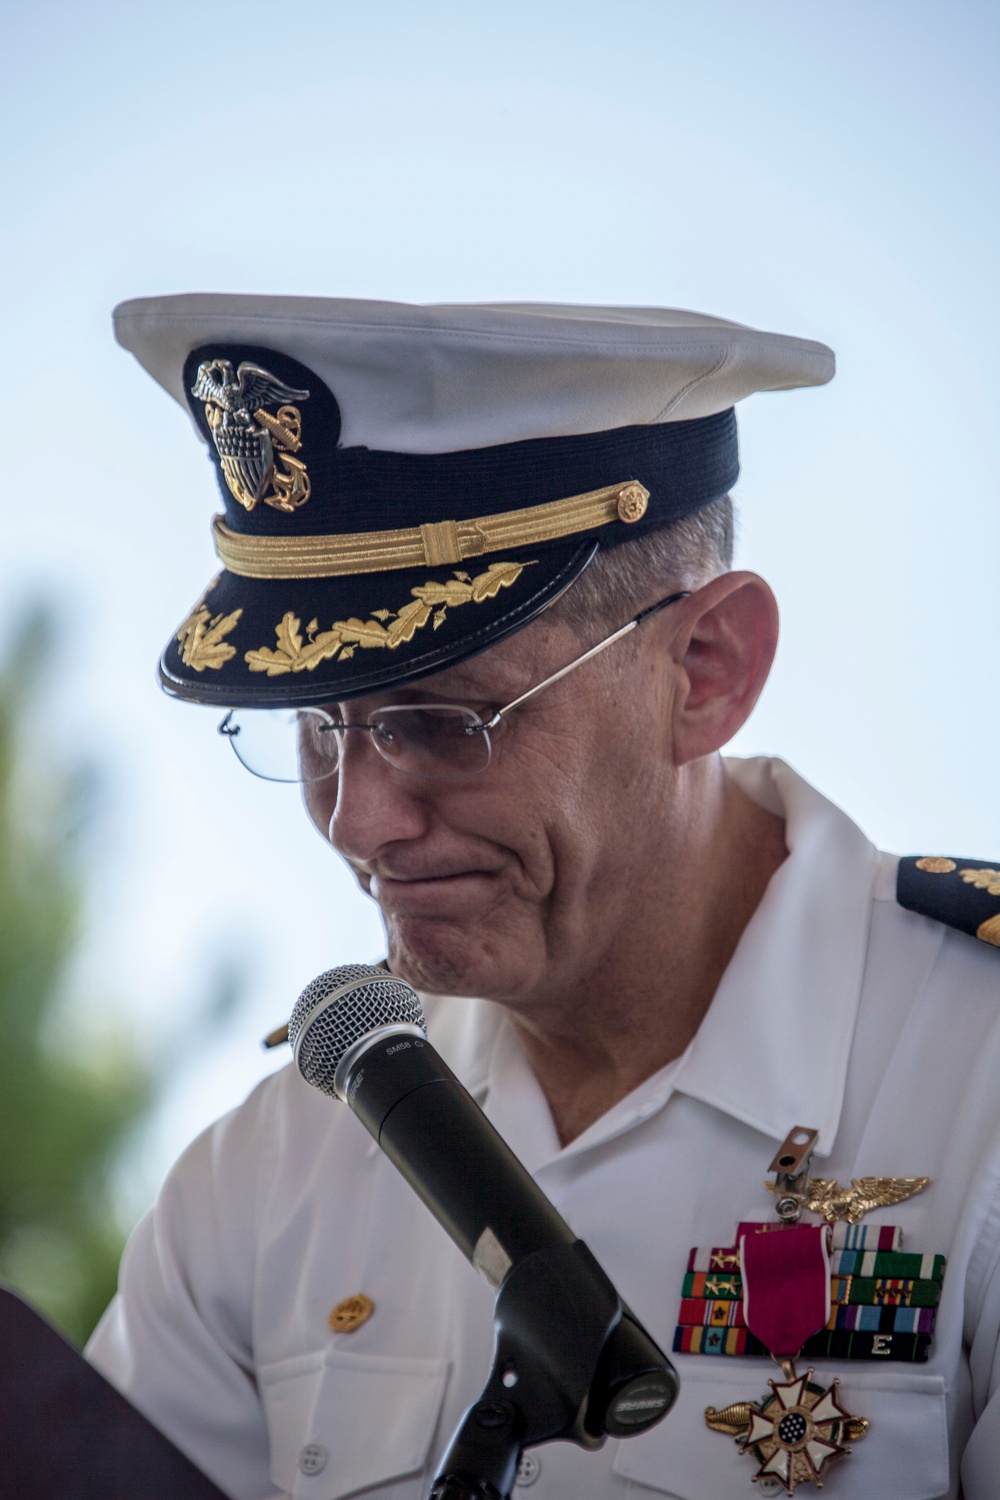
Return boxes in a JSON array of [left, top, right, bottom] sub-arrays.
[[221, 706, 492, 783]]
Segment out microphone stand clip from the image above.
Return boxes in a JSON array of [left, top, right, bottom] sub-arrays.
[[429, 1240, 677, 1500]]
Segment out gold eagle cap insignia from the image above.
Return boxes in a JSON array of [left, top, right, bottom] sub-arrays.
[[767, 1176, 930, 1224], [191, 358, 311, 514]]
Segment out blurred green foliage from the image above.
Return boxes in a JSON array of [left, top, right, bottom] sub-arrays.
[[0, 608, 154, 1346]]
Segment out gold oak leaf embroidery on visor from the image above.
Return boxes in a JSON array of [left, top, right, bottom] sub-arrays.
[[245, 559, 534, 676], [175, 581, 243, 672]]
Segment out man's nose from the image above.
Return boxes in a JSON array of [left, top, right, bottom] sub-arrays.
[[325, 729, 432, 861]]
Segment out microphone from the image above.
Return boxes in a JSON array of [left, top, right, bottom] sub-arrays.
[[289, 963, 678, 1486], [290, 964, 578, 1280]]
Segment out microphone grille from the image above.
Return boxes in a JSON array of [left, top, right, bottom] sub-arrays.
[[289, 963, 426, 1097]]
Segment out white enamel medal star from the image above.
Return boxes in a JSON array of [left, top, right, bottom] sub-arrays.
[[707, 1364, 868, 1494]]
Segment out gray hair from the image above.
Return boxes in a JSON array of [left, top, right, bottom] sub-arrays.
[[547, 494, 736, 634]]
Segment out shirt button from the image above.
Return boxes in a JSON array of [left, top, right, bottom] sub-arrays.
[[515, 1450, 541, 1487], [298, 1443, 328, 1475], [756, 1479, 783, 1497]]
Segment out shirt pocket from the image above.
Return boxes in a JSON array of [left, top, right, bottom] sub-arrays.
[[611, 1364, 949, 1499], [259, 1347, 450, 1499]]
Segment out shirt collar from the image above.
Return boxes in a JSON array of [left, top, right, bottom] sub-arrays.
[[672, 756, 879, 1156]]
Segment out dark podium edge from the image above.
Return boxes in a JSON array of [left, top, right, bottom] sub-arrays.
[[0, 1284, 232, 1499]]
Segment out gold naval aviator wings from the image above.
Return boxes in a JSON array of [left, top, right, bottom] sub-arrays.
[[765, 1177, 930, 1226]]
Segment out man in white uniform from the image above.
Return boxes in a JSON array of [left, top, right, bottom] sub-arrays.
[[88, 296, 1000, 1499]]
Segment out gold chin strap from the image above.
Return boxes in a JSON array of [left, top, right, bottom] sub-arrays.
[[212, 479, 649, 580]]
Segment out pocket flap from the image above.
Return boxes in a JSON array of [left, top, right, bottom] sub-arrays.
[[611, 1364, 948, 1498], [260, 1348, 449, 1499]]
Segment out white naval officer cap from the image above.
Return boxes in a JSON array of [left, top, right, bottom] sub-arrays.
[[113, 294, 835, 708]]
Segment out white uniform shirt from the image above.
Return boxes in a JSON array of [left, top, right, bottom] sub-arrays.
[[87, 758, 1000, 1500]]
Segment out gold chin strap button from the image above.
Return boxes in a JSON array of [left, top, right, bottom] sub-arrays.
[[616, 482, 649, 523], [329, 1293, 375, 1334]]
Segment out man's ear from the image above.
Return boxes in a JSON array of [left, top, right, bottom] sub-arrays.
[[665, 572, 779, 766]]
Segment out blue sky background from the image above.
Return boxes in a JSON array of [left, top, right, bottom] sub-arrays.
[[2, 0, 998, 1204]]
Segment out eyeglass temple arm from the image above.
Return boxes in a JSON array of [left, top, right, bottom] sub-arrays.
[[631, 589, 691, 627], [484, 590, 691, 730]]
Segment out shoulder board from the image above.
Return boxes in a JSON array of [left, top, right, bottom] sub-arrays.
[[897, 857, 1000, 949]]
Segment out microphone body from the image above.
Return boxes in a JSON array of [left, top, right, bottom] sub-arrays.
[[346, 1028, 576, 1285]]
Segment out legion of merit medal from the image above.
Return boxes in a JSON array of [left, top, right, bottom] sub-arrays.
[[724, 1223, 867, 1493], [673, 1128, 942, 1494]]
